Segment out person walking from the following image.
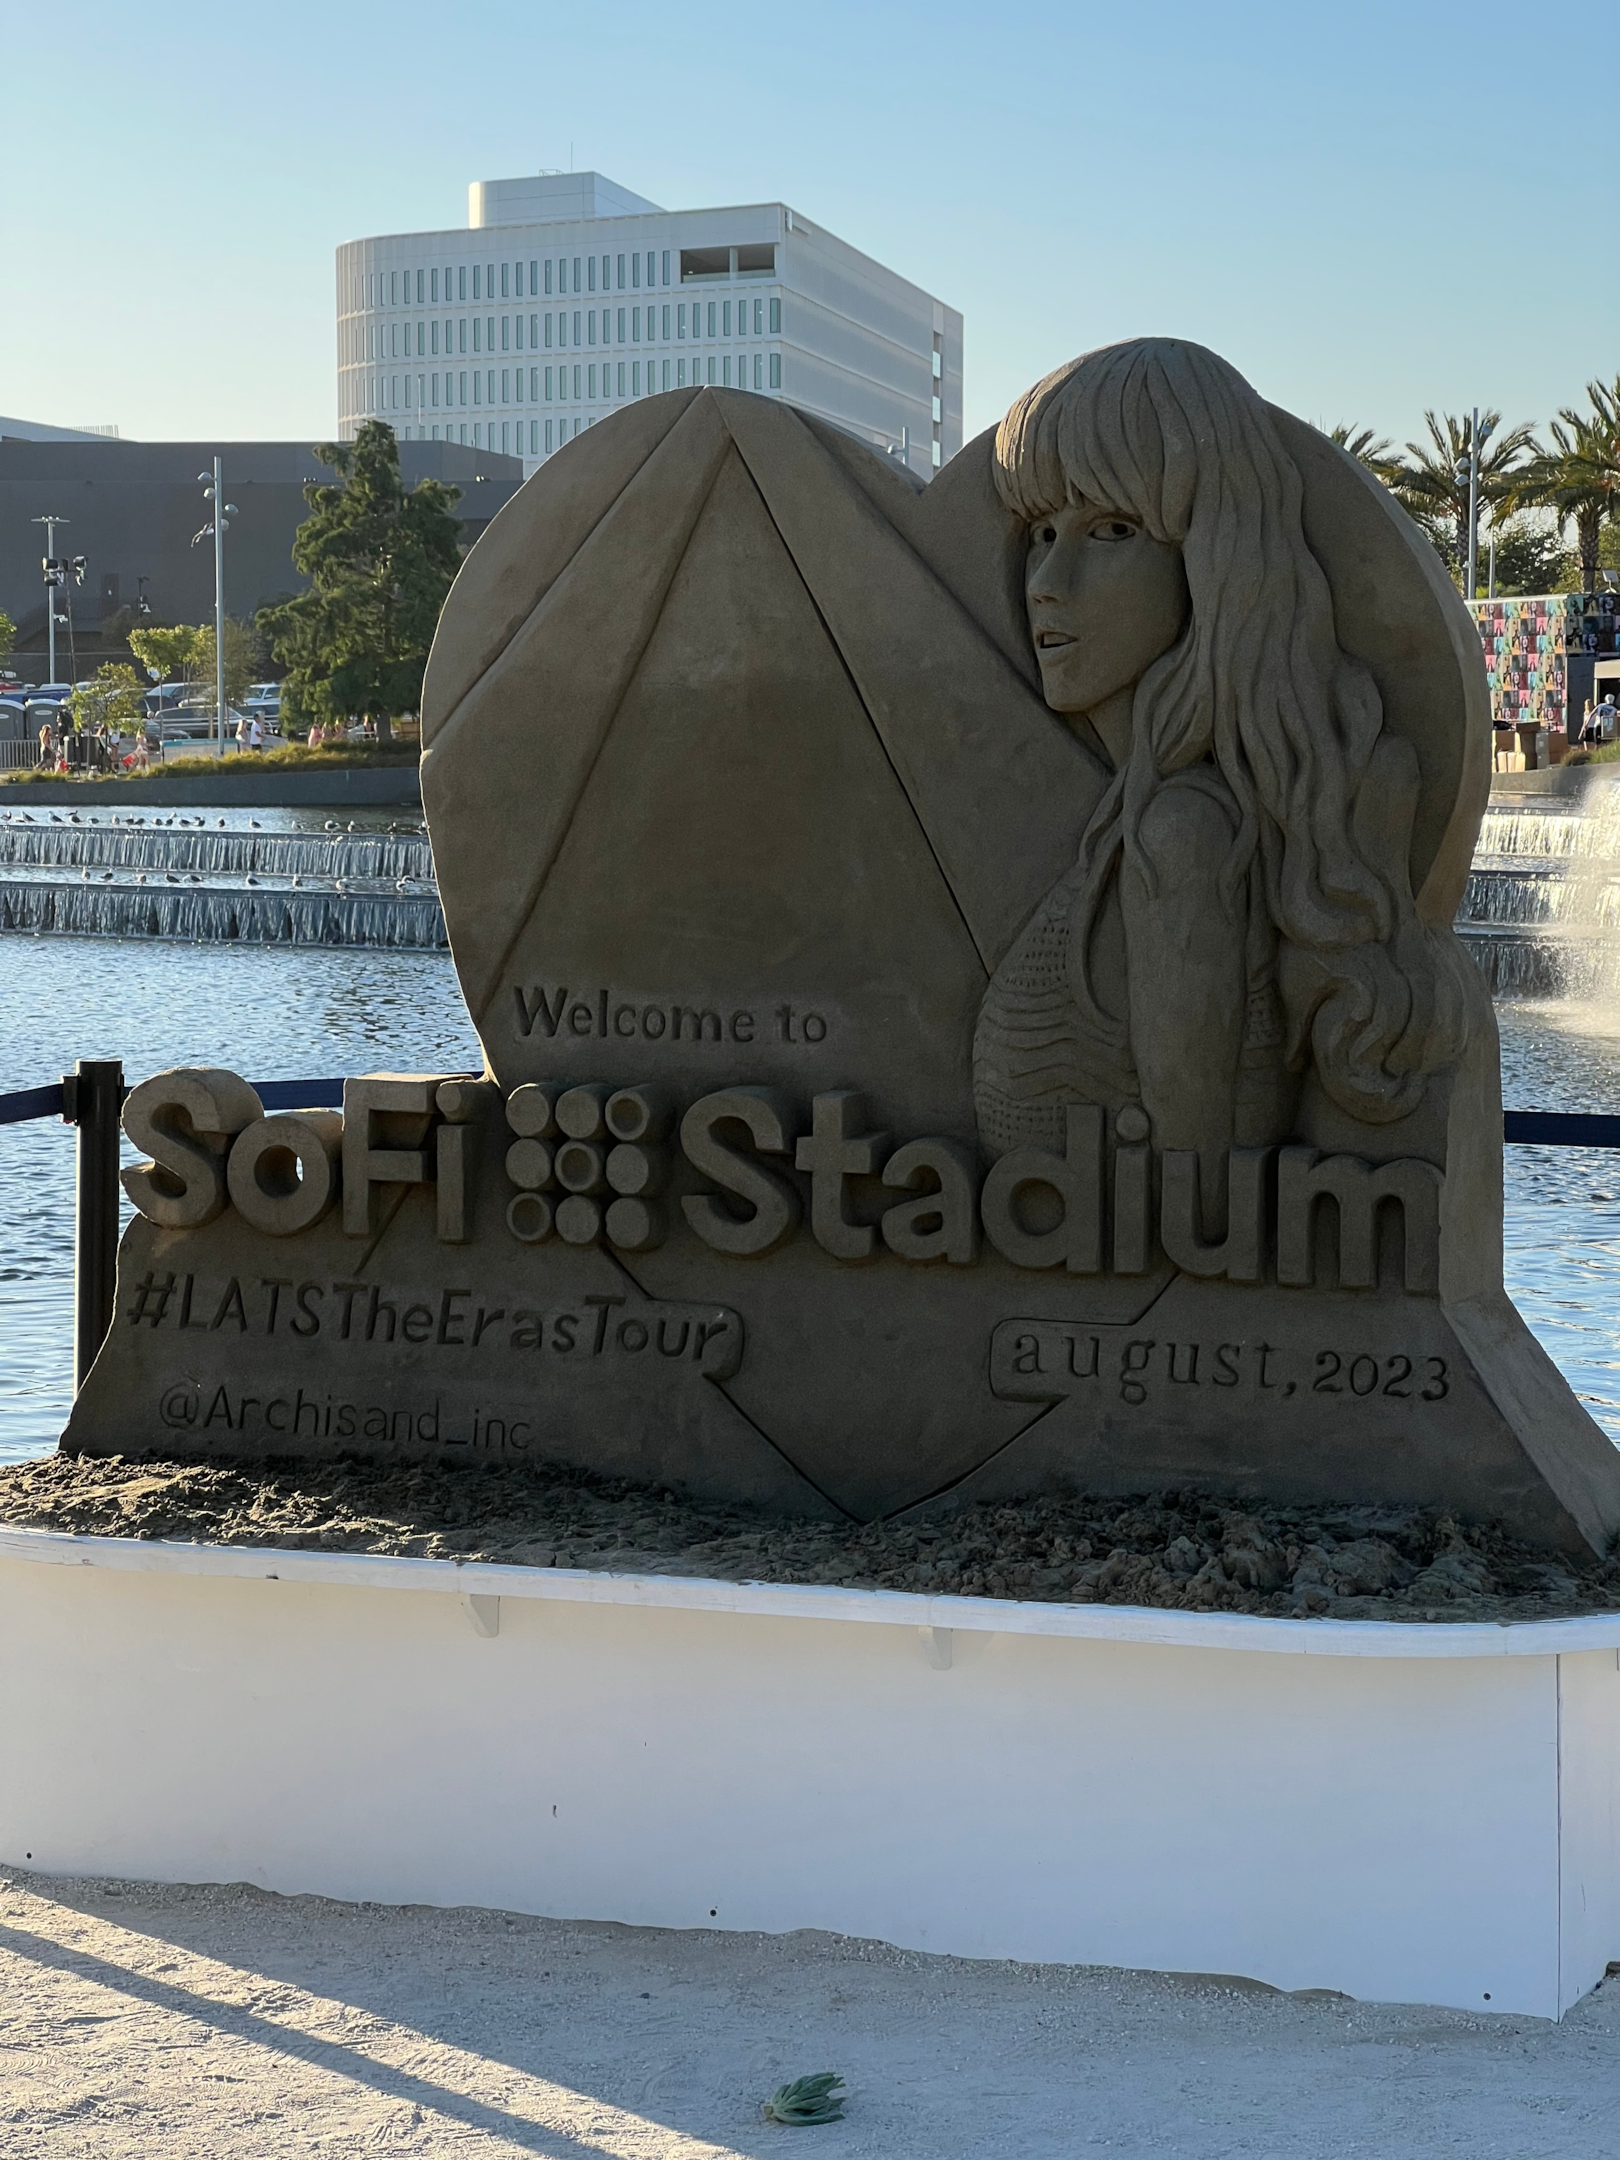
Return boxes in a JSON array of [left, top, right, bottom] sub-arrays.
[[248, 714, 264, 752], [36, 717, 54, 769]]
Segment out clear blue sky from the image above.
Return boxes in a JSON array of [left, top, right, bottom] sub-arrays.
[[6, 0, 1608, 457]]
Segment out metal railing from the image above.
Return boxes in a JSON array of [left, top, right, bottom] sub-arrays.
[[1, 1062, 344, 1389], [2, 1070, 1618, 1395]]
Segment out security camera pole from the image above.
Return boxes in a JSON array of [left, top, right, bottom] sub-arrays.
[[32, 514, 69, 683], [194, 459, 239, 749]]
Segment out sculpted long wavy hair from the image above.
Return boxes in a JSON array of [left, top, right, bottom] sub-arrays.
[[993, 337, 1470, 1125]]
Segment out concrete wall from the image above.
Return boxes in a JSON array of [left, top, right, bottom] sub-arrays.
[[1, 1531, 1616, 2021]]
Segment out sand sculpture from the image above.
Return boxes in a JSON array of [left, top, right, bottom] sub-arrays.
[[65, 341, 1620, 1553]]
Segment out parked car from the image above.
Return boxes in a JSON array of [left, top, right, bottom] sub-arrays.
[[244, 682, 283, 718], [143, 683, 193, 717]]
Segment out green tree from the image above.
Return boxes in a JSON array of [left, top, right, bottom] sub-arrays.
[[1388, 410, 1539, 589], [258, 422, 462, 743], [1508, 383, 1620, 592], [0, 609, 15, 668], [1480, 515, 1572, 597], [68, 664, 148, 734], [194, 619, 256, 711], [128, 624, 202, 688], [1327, 423, 1399, 485]]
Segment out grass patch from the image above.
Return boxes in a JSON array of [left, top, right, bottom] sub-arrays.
[[1, 741, 418, 784]]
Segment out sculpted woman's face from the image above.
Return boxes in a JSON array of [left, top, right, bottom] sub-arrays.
[[1025, 498, 1190, 719]]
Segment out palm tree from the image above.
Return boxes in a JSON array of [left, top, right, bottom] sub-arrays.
[[1327, 423, 1399, 485], [1388, 411, 1539, 587], [1508, 381, 1620, 591]]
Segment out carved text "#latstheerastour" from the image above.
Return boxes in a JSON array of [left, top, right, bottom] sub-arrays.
[[118, 1071, 1444, 1295]]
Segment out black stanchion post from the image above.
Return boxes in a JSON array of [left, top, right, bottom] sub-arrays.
[[63, 1058, 123, 1392]]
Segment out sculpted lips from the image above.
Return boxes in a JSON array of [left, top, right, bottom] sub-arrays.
[[1035, 630, 1075, 650]]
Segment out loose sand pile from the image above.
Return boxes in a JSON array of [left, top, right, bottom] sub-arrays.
[[4, 1450, 1618, 1621]]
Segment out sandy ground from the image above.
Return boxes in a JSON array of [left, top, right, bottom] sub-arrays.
[[0, 1875, 1617, 2159]]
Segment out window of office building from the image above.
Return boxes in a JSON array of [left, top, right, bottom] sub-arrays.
[[487, 316, 494, 349], [769, 353, 781, 388], [769, 298, 781, 333], [530, 313, 538, 347], [473, 373, 482, 405], [573, 311, 581, 345], [677, 359, 687, 387], [601, 254, 610, 289], [586, 365, 596, 400], [932, 441, 942, 468], [459, 266, 467, 302], [616, 362, 625, 397], [753, 298, 763, 334], [723, 301, 731, 337], [661, 305, 670, 339], [544, 260, 553, 295], [459, 371, 467, 403], [660, 251, 670, 285], [616, 254, 625, 290], [514, 315, 523, 350], [473, 320, 481, 352], [530, 367, 538, 399], [530, 260, 538, 293], [587, 256, 596, 292], [573, 256, 582, 291], [430, 322, 439, 355], [753, 352, 763, 390], [458, 319, 467, 353], [474, 422, 482, 446], [662, 358, 671, 390], [616, 308, 625, 342], [390, 271, 398, 304], [707, 357, 716, 384], [630, 253, 640, 289], [501, 263, 509, 298], [546, 419, 554, 453], [487, 369, 495, 403], [573, 364, 581, 400], [501, 369, 509, 403], [587, 312, 596, 347], [501, 317, 510, 351], [677, 304, 687, 338], [431, 269, 439, 303], [473, 266, 481, 300], [707, 302, 717, 337]]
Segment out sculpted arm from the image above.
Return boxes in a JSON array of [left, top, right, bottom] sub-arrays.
[[1119, 780, 1245, 1182]]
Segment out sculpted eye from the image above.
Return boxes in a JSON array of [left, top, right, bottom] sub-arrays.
[[1095, 520, 1137, 542], [1032, 523, 1057, 547]]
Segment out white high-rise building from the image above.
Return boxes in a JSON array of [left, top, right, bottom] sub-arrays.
[[337, 172, 963, 479]]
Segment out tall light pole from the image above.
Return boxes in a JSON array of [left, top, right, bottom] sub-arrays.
[[32, 515, 69, 683], [1466, 407, 1480, 602], [192, 460, 238, 749]]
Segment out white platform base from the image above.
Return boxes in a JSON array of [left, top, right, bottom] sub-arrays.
[[1, 1529, 1617, 2021]]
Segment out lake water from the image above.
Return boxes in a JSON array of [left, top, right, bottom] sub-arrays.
[[3, 901, 1620, 1466]]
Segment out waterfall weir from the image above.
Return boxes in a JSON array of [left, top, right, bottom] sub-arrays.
[[0, 814, 444, 950], [1459, 779, 1620, 998]]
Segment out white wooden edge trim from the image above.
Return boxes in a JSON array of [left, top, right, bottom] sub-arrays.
[[2, 1524, 1618, 1659]]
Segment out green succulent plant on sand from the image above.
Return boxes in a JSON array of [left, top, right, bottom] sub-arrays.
[[763, 2072, 847, 2125]]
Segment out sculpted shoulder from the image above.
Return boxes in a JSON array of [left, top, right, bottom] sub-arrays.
[[1136, 771, 1241, 878]]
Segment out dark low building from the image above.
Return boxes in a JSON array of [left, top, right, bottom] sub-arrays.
[[0, 435, 524, 680]]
